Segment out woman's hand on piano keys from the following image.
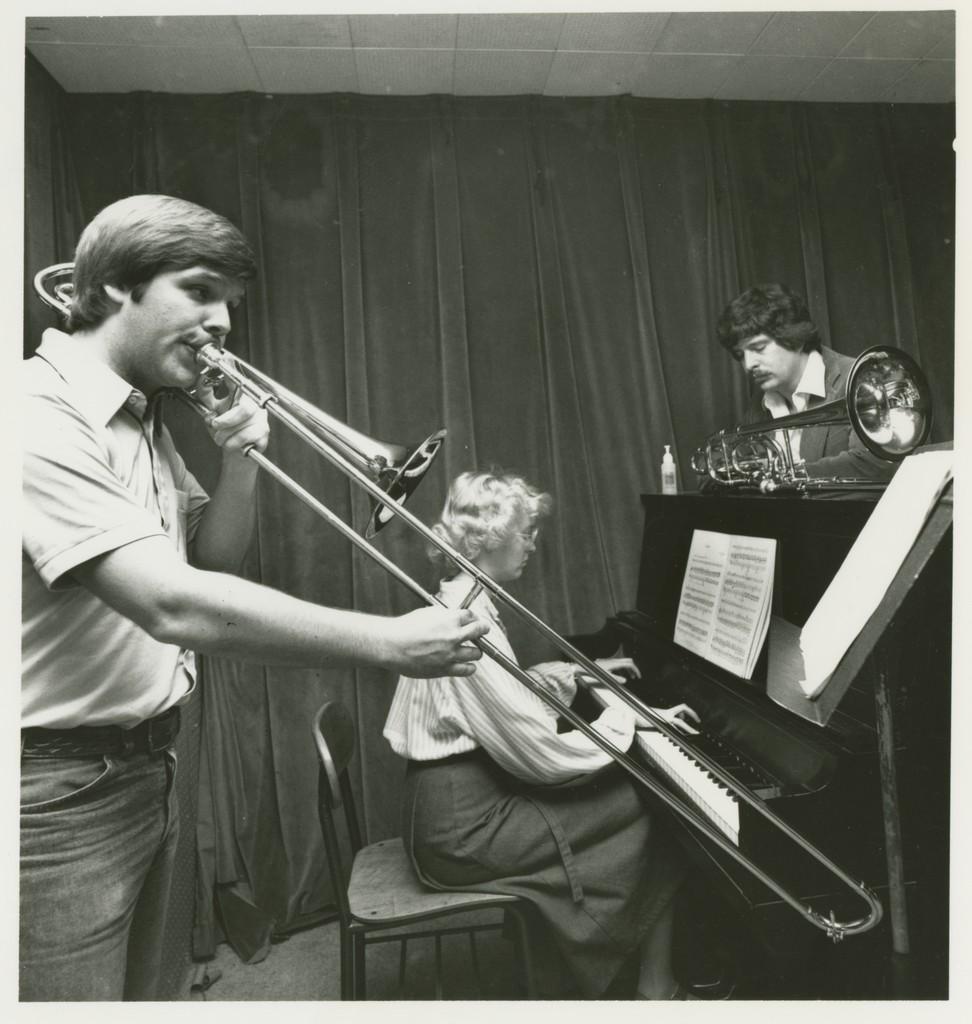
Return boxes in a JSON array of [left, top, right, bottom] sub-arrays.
[[593, 657, 641, 683], [653, 703, 702, 736]]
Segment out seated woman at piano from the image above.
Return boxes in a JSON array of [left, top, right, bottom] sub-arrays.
[[383, 470, 701, 999]]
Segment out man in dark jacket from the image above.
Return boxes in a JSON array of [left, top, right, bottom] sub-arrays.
[[716, 283, 896, 483]]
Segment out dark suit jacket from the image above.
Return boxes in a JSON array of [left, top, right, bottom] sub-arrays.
[[746, 346, 896, 482]]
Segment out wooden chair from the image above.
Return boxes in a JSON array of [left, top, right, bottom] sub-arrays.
[[312, 700, 537, 999]]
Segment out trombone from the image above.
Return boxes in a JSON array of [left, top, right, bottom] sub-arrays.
[[34, 261, 883, 942], [691, 346, 932, 492]]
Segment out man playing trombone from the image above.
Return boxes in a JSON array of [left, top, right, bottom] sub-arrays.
[[21, 194, 488, 1001]]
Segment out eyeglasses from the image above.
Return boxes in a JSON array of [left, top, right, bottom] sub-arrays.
[[517, 526, 539, 543]]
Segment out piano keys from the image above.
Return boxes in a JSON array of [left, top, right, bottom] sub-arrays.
[[584, 682, 742, 844], [636, 729, 741, 845]]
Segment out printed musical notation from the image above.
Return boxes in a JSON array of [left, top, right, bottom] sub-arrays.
[[674, 530, 777, 679]]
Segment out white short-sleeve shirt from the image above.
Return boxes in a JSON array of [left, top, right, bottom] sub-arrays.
[[22, 329, 210, 728]]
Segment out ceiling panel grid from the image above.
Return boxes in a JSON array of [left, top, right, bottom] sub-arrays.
[[25, 11, 955, 104]]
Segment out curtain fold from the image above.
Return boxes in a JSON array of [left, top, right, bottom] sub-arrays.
[[25, 63, 954, 963]]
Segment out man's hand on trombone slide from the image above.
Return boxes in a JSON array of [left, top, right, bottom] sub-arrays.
[[385, 607, 489, 678]]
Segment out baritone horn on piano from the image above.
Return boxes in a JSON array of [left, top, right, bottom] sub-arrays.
[[691, 346, 932, 492], [34, 261, 883, 942]]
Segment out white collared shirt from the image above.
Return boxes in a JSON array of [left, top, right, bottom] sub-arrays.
[[21, 329, 210, 728], [761, 349, 827, 462], [383, 574, 635, 785]]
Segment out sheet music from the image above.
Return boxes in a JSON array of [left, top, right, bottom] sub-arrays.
[[674, 530, 777, 678], [798, 450, 954, 699]]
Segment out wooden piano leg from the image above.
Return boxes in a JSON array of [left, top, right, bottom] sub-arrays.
[[873, 650, 914, 996]]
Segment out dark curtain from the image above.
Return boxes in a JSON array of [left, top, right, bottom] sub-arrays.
[[25, 54, 955, 964]]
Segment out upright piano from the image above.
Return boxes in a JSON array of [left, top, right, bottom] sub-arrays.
[[572, 492, 951, 999]]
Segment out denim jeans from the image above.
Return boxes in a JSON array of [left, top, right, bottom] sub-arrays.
[[19, 748, 179, 1001]]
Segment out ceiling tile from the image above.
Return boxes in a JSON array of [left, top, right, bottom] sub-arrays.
[[25, 15, 242, 47], [653, 11, 774, 55], [544, 51, 646, 97], [23, 11, 962, 103], [26, 43, 110, 91], [354, 49, 454, 95], [236, 15, 351, 49], [840, 11, 955, 60], [250, 48, 358, 95], [26, 41, 261, 94], [454, 50, 553, 96], [557, 12, 669, 53], [888, 60, 956, 104], [349, 14, 456, 50], [456, 13, 564, 51], [633, 54, 741, 99], [716, 56, 832, 102], [798, 58, 915, 104], [749, 12, 873, 57]]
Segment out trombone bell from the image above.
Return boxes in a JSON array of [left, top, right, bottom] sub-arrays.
[[849, 348, 931, 458], [364, 429, 447, 538], [33, 263, 75, 318]]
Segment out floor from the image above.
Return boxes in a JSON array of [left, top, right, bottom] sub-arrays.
[[192, 910, 522, 1001], [189, 896, 949, 1003]]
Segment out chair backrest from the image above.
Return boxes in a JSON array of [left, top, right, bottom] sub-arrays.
[[312, 701, 365, 922], [313, 701, 355, 807]]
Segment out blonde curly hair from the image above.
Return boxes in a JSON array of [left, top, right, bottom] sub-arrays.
[[429, 471, 552, 570]]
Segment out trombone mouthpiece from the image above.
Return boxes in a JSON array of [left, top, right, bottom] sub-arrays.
[[195, 341, 226, 365], [192, 343, 232, 392]]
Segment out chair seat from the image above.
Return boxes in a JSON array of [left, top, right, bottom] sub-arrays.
[[348, 837, 520, 924]]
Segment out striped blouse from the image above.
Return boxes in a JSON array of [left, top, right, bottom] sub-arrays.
[[383, 573, 636, 785]]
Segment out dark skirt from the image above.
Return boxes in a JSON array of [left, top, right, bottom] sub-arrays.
[[401, 749, 684, 998]]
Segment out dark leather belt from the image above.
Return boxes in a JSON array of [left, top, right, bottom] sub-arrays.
[[22, 706, 181, 758]]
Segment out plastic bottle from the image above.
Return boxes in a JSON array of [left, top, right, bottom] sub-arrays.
[[661, 445, 678, 495]]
